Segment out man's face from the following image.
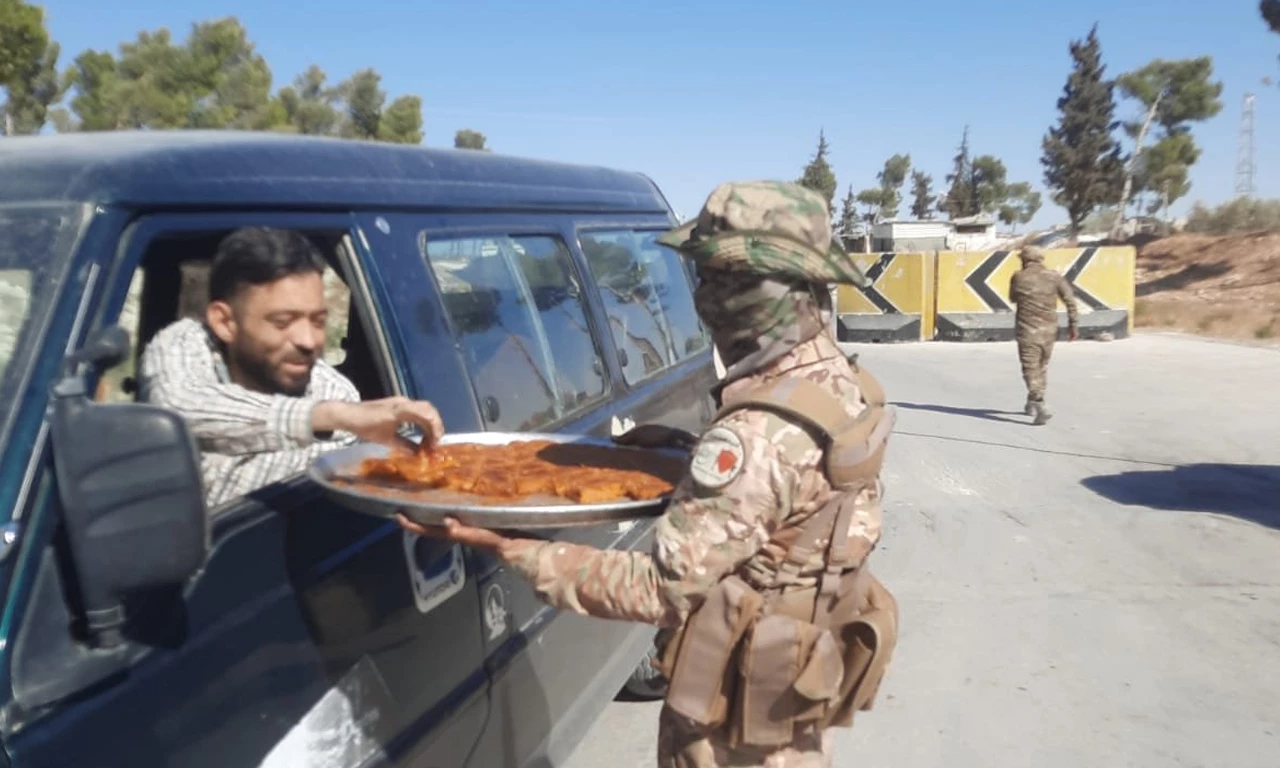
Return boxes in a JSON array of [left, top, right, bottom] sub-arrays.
[[207, 272, 328, 396]]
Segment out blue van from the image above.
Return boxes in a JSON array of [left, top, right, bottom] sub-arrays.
[[0, 131, 718, 767]]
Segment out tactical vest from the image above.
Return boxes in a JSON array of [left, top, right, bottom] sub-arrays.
[[654, 354, 900, 749]]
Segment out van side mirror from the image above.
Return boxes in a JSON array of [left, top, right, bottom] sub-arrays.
[[48, 325, 209, 649]]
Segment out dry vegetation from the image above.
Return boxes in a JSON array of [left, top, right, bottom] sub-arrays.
[[1133, 231, 1280, 343]]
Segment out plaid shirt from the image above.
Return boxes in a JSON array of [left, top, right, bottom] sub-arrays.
[[137, 318, 359, 509]]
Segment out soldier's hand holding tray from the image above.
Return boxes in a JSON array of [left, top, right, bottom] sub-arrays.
[[397, 513, 522, 561]]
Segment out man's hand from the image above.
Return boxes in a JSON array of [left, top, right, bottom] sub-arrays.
[[1068, 327, 1080, 342], [314, 396, 445, 453], [397, 514, 519, 559], [613, 423, 697, 451]]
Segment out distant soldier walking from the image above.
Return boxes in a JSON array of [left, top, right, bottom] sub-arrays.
[[1009, 245, 1078, 424]]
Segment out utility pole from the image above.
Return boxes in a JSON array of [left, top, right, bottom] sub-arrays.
[[1235, 92, 1257, 199]]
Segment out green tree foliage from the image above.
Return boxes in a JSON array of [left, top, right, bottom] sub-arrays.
[[64, 50, 122, 130], [1117, 58, 1224, 134], [338, 68, 384, 139], [968, 155, 1008, 214], [1114, 57, 1223, 216], [796, 130, 838, 215], [1132, 132, 1197, 215], [939, 125, 973, 219], [1040, 24, 1125, 236], [182, 18, 276, 130], [856, 188, 885, 223], [1263, 0, 1280, 33], [454, 129, 489, 150], [875, 153, 911, 219], [836, 186, 857, 237], [0, 0, 46, 86], [1, 0, 61, 135], [276, 66, 340, 135], [4, 40, 63, 135], [379, 96, 424, 144], [910, 171, 935, 220], [856, 154, 912, 222], [1186, 197, 1280, 235], [998, 182, 1042, 232], [50, 16, 423, 144]]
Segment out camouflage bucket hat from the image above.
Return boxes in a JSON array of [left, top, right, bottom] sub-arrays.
[[1020, 245, 1046, 263], [657, 180, 870, 288]]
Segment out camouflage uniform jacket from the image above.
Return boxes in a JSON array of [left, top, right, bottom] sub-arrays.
[[505, 331, 881, 631], [1009, 263, 1079, 342]]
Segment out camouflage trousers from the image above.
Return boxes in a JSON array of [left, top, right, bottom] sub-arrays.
[[657, 706, 833, 768], [1017, 336, 1055, 402]]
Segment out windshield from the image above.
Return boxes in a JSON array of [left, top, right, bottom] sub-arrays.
[[0, 203, 87, 446]]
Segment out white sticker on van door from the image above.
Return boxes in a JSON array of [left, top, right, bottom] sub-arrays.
[[483, 582, 508, 640], [403, 533, 466, 614]]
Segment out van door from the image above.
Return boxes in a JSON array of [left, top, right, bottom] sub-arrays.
[[351, 212, 663, 768], [0, 212, 490, 768]]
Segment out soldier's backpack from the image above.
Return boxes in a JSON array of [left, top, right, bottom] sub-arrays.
[[654, 356, 900, 748]]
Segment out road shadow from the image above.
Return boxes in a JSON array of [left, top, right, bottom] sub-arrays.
[[1081, 464, 1280, 530], [893, 401, 1028, 425]]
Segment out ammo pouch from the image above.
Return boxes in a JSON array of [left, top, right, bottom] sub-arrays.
[[732, 569, 899, 746], [658, 574, 763, 727], [658, 529, 900, 748], [658, 357, 900, 747]]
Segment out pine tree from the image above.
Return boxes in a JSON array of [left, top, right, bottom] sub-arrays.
[[939, 126, 973, 219], [796, 129, 838, 214], [1040, 24, 1125, 236], [910, 171, 935, 219], [837, 186, 858, 238]]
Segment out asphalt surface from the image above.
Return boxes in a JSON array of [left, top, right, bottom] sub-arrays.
[[562, 332, 1280, 768]]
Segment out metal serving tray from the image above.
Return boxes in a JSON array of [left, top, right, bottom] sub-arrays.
[[309, 431, 687, 529]]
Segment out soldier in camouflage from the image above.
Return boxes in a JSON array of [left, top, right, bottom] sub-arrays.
[[1008, 245, 1079, 425], [399, 181, 892, 768]]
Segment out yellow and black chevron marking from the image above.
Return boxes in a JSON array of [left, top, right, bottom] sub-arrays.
[[836, 252, 934, 343], [1051, 247, 1135, 320], [934, 247, 1135, 342]]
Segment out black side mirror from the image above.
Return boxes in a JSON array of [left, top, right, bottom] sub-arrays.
[[48, 325, 209, 649]]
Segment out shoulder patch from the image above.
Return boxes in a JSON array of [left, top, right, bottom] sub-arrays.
[[689, 425, 746, 490]]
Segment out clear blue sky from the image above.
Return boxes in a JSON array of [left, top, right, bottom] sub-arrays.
[[38, 0, 1280, 229]]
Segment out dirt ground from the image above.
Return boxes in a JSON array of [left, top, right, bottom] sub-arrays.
[[1130, 231, 1280, 343]]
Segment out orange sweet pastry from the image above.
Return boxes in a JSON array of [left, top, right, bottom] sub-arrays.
[[352, 439, 683, 505]]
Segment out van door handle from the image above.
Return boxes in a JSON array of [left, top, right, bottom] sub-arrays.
[[618, 348, 629, 367]]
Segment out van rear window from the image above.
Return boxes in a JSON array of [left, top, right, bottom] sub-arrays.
[[579, 230, 708, 386], [422, 234, 607, 431]]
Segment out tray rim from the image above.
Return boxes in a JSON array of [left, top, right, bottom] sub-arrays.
[[307, 430, 688, 527]]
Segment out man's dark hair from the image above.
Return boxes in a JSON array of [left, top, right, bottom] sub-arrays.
[[208, 227, 327, 304]]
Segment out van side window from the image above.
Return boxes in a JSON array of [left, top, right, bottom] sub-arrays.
[[579, 230, 708, 386], [322, 266, 350, 366], [422, 233, 607, 431]]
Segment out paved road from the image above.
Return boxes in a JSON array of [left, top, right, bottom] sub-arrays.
[[563, 332, 1280, 768]]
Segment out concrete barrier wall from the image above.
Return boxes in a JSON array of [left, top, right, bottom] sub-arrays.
[[933, 246, 1135, 342], [835, 252, 935, 343]]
